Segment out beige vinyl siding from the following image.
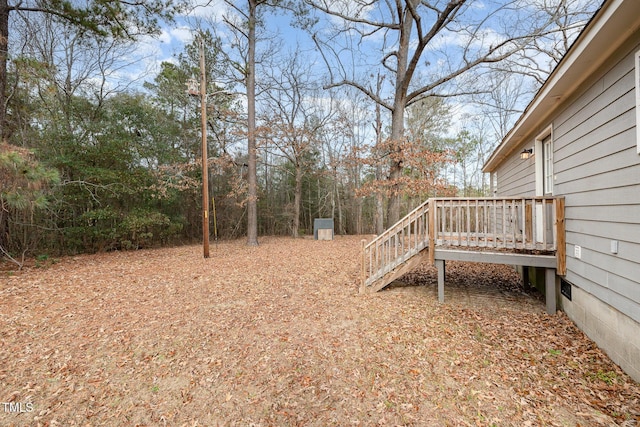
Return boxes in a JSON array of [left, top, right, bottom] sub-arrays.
[[488, 1, 640, 383], [494, 149, 536, 197], [494, 36, 640, 325], [552, 38, 640, 324]]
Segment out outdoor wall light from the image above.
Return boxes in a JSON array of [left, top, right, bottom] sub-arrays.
[[520, 148, 533, 160]]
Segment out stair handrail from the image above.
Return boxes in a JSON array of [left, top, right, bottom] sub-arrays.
[[361, 195, 566, 292], [362, 199, 431, 289], [363, 198, 431, 252]]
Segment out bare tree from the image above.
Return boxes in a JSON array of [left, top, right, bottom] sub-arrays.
[[11, 12, 140, 139], [245, 0, 259, 245], [372, 73, 386, 235], [0, 0, 184, 140], [219, 0, 293, 245], [218, 0, 261, 245], [259, 49, 331, 237], [465, 70, 534, 150], [499, 0, 601, 86], [305, 0, 595, 225], [317, 93, 351, 235]]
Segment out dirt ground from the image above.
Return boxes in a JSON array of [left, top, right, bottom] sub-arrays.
[[1, 235, 639, 426]]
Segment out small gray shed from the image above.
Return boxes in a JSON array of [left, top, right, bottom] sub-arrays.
[[313, 218, 334, 240]]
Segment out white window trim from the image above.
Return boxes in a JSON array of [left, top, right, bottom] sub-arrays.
[[535, 125, 553, 196], [543, 136, 554, 195], [636, 50, 640, 154]]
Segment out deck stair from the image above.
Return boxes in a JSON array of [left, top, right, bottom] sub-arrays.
[[360, 199, 430, 292], [361, 197, 566, 294]]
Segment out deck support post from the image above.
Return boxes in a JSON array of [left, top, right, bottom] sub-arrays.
[[545, 268, 557, 315], [436, 259, 445, 303], [428, 199, 435, 265], [522, 266, 530, 290]]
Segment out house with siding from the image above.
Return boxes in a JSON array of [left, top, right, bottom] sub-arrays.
[[483, 0, 640, 382]]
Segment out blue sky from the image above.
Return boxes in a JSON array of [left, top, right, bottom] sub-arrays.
[[131, 0, 595, 85], [128, 0, 315, 86], [120, 0, 600, 145]]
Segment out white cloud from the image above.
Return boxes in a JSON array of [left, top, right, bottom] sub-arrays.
[[326, 0, 375, 19], [114, 4, 228, 89], [185, 0, 226, 21], [156, 26, 195, 46], [132, 38, 164, 68], [158, 29, 172, 44], [124, 24, 199, 85], [170, 26, 195, 44]]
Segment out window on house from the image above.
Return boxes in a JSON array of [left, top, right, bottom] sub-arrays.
[[542, 134, 553, 195]]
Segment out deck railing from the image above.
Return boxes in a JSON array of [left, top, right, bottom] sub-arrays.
[[361, 199, 430, 288], [361, 196, 565, 290], [431, 197, 563, 252]]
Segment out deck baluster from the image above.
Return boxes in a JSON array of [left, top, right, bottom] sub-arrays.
[[466, 201, 471, 247], [361, 196, 564, 291], [542, 199, 548, 250], [512, 200, 517, 249]]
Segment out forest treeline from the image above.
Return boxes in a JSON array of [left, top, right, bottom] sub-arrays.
[[0, 0, 600, 264]]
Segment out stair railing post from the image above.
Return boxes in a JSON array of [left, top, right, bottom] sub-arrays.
[[428, 199, 435, 265]]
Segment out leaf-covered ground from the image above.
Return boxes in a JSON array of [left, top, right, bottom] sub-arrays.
[[1, 236, 638, 426]]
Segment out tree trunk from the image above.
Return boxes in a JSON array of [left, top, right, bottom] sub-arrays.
[[373, 76, 385, 235], [0, 200, 9, 254], [387, 105, 405, 226], [336, 178, 343, 235], [387, 1, 416, 226], [330, 172, 335, 219], [246, 0, 258, 245], [375, 165, 384, 235], [0, 0, 9, 141], [0, 0, 8, 252], [292, 163, 302, 238]]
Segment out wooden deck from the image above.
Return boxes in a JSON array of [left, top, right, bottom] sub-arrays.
[[361, 197, 566, 314]]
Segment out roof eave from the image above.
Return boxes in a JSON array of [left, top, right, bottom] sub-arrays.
[[483, 0, 640, 173]]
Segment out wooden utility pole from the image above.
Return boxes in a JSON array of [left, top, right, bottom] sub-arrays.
[[200, 37, 210, 258]]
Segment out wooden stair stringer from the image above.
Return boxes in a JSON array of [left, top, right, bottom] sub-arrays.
[[367, 248, 430, 293]]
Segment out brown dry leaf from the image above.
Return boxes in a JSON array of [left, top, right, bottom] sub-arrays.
[[1, 236, 639, 426]]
